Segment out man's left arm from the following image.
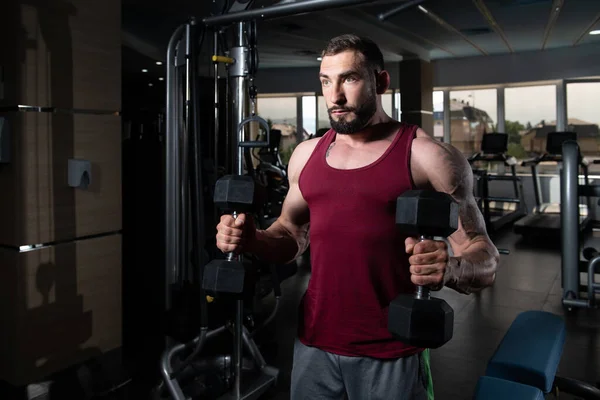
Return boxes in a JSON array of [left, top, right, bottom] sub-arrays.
[[409, 137, 499, 294]]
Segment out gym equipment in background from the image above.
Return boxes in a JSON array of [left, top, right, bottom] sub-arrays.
[[468, 133, 527, 233], [478, 310, 600, 399], [252, 129, 289, 226], [161, 9, 281, 399], [473, 376, 544, 400], [513, 131, 592, 241], [561, 140, 600, 310], [161, 1, 389, 398]]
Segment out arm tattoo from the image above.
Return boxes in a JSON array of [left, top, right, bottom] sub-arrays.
[[326, 142, 335, 158], [435, 144, 498, 293]]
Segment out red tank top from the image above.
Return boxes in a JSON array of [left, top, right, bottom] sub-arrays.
[[297, 123, 422, 359]]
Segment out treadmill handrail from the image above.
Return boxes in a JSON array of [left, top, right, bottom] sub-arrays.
[[521, 152, 589, 167], [523, 153, 562, 165], [521, 156, 541, 167], [540, 153, 562, 162], [469, 153, 515, 166], [467, 152, 482, 163]]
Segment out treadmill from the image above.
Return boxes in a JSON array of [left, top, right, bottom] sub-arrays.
[[513, 131, 591, 239], [468, 133, 527, 233]]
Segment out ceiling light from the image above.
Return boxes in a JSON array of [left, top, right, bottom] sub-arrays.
[[156, 61, 163, 65], [159, 77, 164, 81], [142, 69, 148, 73], [148, 83, 153, 87], [317, 57, 322, 61], [590, 30, 600, 35]]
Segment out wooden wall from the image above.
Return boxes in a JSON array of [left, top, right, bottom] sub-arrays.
[[0, 0, 122, 386]]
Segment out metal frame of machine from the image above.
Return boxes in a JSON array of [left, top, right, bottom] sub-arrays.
[[561, 140, 600, 310], [159, 1, 414, 399]]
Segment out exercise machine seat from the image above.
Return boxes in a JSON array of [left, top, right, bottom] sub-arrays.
[[485, 310, 566, 393], [474, 376, 545, 400]]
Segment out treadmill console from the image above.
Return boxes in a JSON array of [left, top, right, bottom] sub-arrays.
[[546, 131, 577, 156], [481, 133, 508, 154]]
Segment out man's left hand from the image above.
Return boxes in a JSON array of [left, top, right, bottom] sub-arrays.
[[405, 237, 449, 289]]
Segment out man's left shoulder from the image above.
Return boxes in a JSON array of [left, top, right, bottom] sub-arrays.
[[411, 129, 456, 160], [411, 131, 471, 186]]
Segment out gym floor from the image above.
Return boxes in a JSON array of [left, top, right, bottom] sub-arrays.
[[5, 228, 600, 400]]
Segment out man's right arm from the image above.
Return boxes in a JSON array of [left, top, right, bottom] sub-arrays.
[[249, 139, 318, 264]]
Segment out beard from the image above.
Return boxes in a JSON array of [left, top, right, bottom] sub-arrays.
[[328, 93, 377, 135]]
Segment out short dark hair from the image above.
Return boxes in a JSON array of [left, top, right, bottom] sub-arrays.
[[321, 34, 385, 72]]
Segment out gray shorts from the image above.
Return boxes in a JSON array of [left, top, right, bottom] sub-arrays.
[[290, 339, 430, 400]]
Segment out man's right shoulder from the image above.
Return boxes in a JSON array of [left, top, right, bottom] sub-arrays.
[[296, 136, 322, 154], [288, 136, 323, 181]]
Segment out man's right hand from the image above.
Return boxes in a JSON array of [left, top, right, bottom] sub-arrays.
[[215, 213, 257, 254]]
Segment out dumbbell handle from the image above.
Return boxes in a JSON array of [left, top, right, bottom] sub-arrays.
[[226, 211, 239, 262], [415, 235, 432, 300], [415, 286, 430, 300]]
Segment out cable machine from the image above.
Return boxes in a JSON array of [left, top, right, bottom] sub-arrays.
[[159, 1, 426, 398]]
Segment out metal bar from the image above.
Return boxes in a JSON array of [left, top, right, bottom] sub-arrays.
[[180, 22, 193, 282], [161, 352, 187, 400], [242, 327, 267, 369], [485, 175, 522, 182], [225, 67, 231, 175], [482, 171, 491, 227], [189, 17, 206, 287], [203, 0, 378, 26], [511, 165, 520, 200], [561, 140, 580, 304], [232, 22, 246, 399], [530, 164, 542, 209], [554, 375, 600, 397], [482, 196, 521, 203], [556, 80, 567, 131], [235, 23, 246, 176], [378, 0, 426, 21], [582, 163, 592, 213], [5, 230, 122, 253], [296, 95, 303, 143], [443, 90, 450, 143], [562, 298, 589, 308], [587, 256, 600, 307], [166, 23, 186, 309], [496, 87, 505, 133], [234, 299, 244, 398], [0, 105, 120, 115], [214, 30, 220, 171], [160, 324, 228, 400]]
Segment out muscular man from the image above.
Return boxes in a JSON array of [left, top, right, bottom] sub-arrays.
[[216, 34, 499, 399]]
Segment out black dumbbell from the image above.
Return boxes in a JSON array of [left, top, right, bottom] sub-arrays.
[[202, 175, 255, 294], [388, 190, 458, 349]]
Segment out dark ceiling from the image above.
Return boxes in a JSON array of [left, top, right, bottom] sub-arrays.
[[122, 0, 600, 73]]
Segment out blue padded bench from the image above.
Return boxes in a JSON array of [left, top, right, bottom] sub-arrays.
[[485, 310, 566, 393], [474, 376, 545, 399]]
